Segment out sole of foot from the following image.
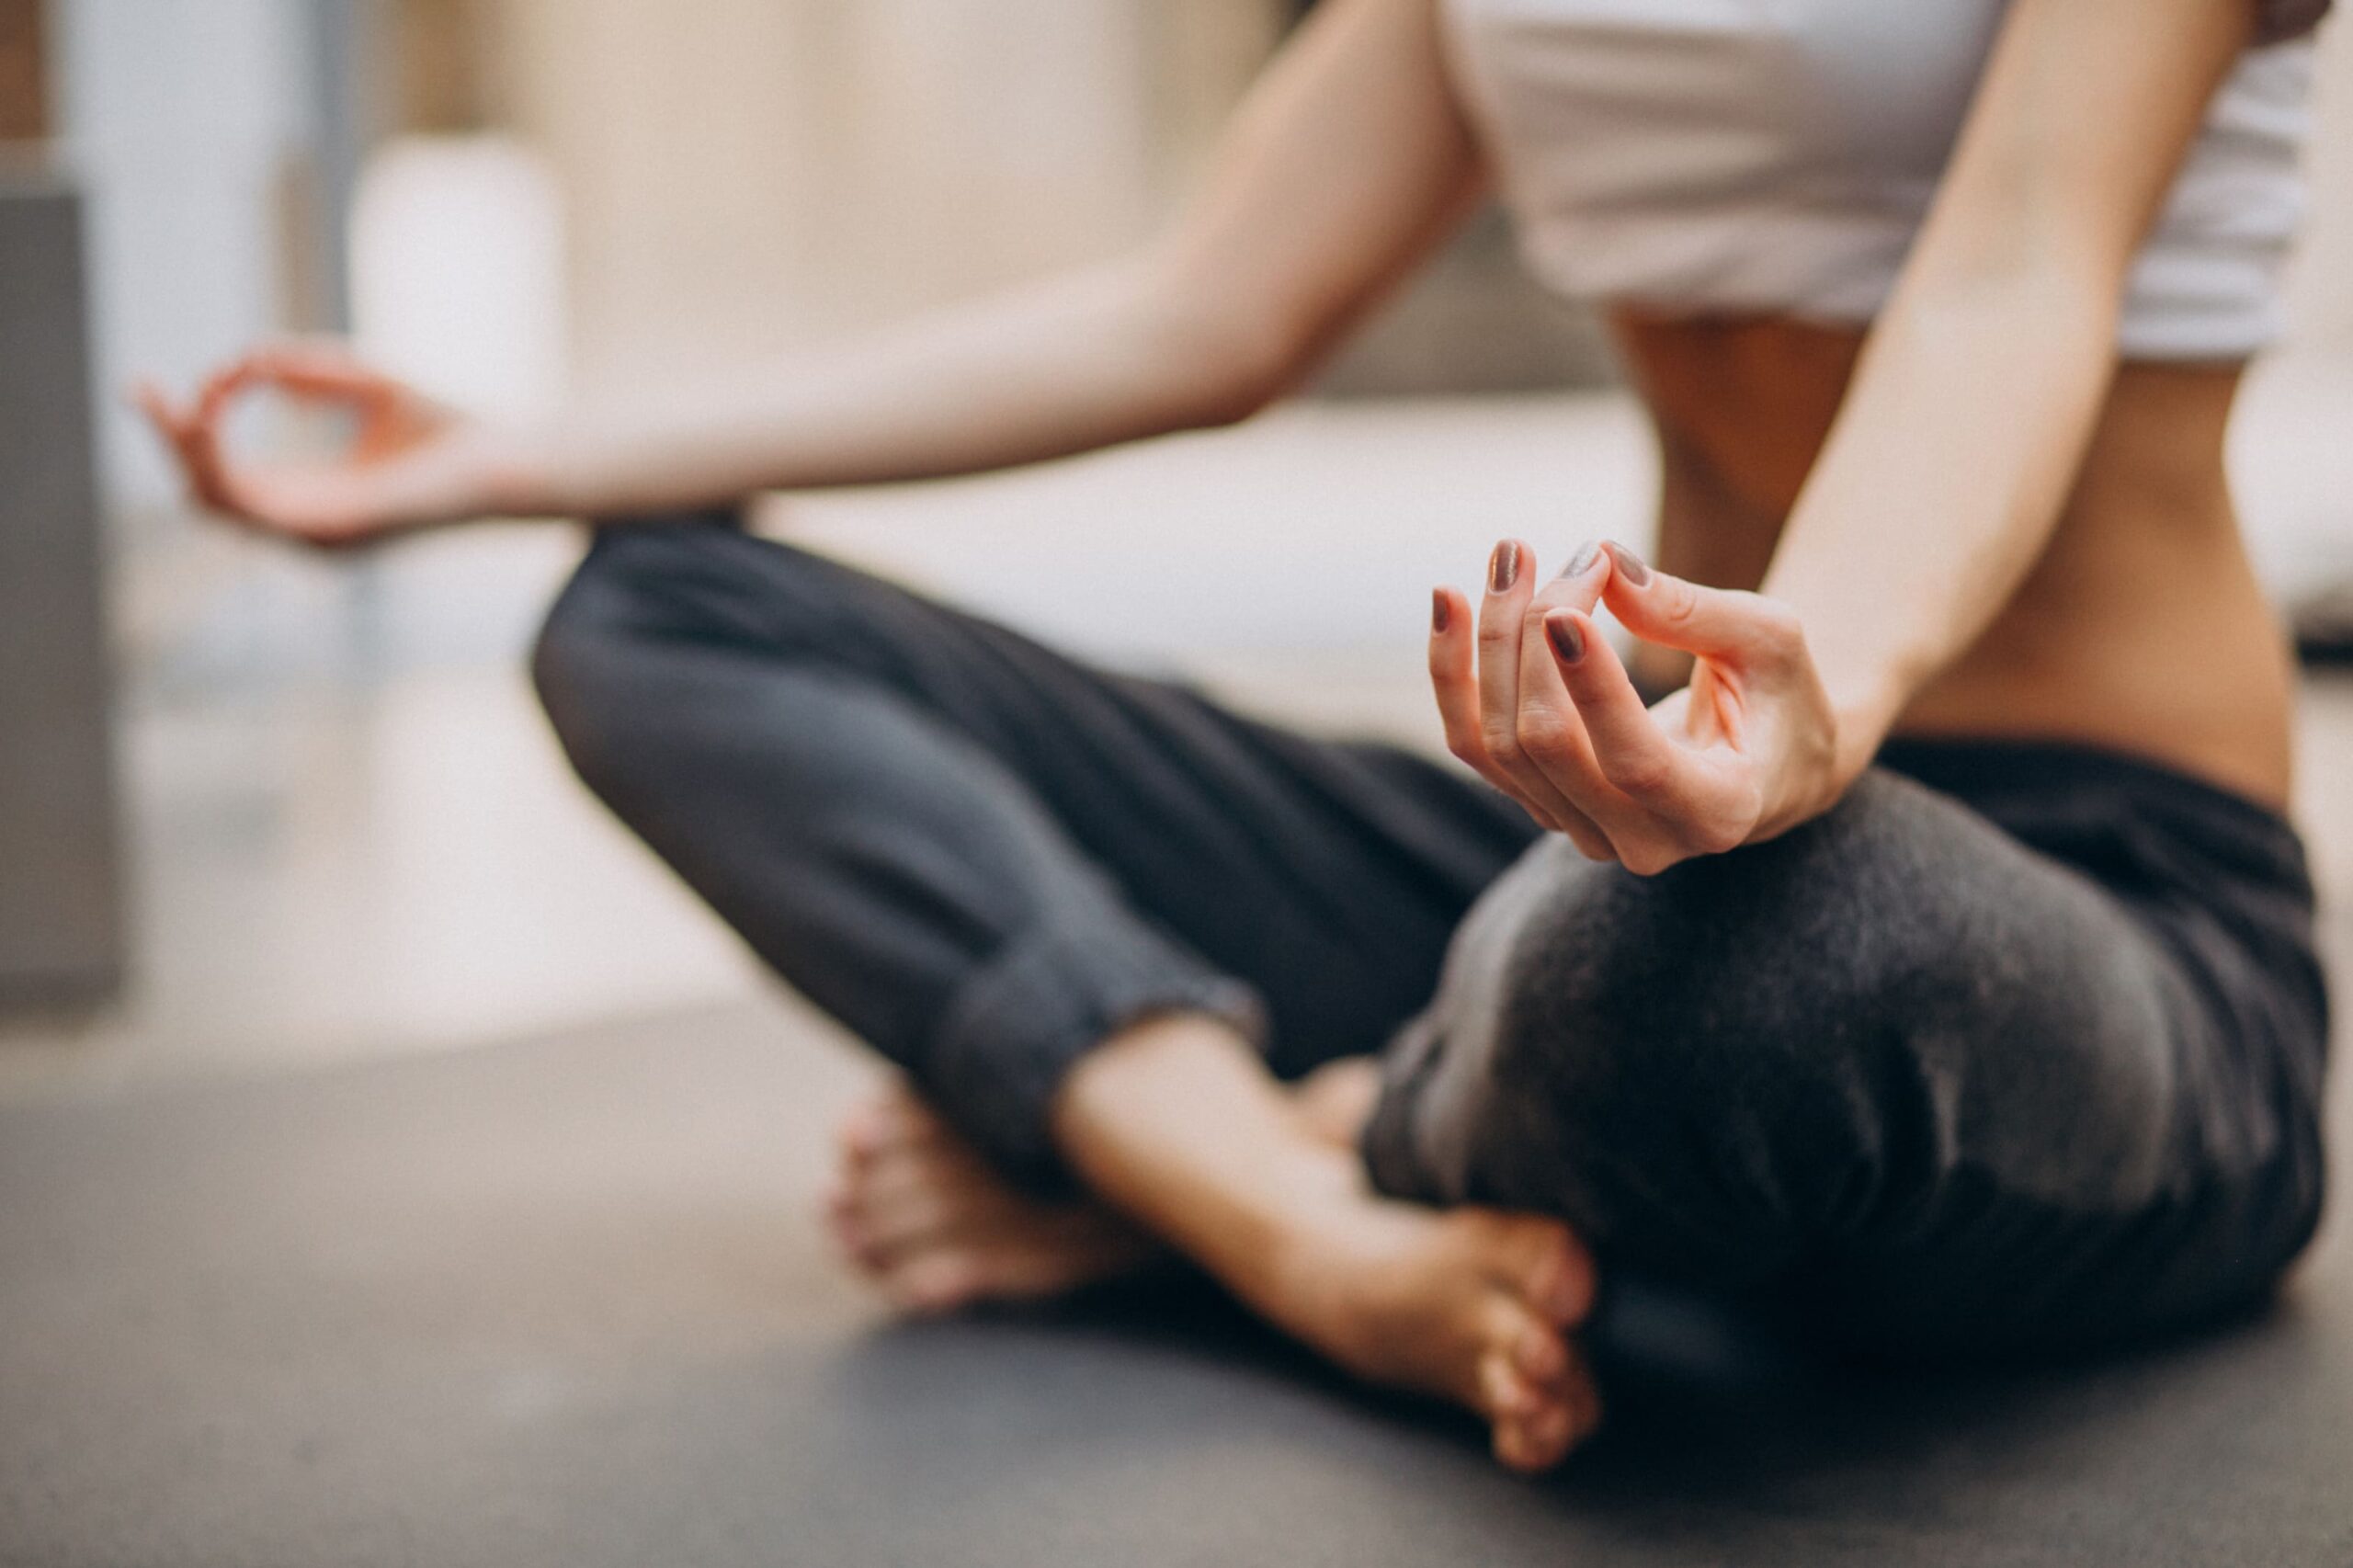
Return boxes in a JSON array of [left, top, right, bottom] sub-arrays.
[[822, 1084, 1158, 1313], [823, 1078, 1603, 1472]]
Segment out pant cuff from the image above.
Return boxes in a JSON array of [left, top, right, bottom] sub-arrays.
[[922, 917, 1268, 1193], [1358, 1010, 1454, 1207]]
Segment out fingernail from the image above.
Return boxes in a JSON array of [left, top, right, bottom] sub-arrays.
[[1545, 612, 1585, 664], [1431, 588, 1450, 633], [1605, 541, 1650, 585], [1562, 540, 1601, 579], [1489, 540, 1519, 593]]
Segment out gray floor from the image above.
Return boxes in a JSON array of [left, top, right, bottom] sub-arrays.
[[5, 986, 2350, 1567]]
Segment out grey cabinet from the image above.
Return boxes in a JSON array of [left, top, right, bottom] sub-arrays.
[[0, 174, 124, 1005]]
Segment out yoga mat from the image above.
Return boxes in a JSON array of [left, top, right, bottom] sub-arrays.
[[3, 999, 2347, 1567]]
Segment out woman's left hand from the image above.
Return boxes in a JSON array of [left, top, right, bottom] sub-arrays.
[[1430, 539, 1846, 875]]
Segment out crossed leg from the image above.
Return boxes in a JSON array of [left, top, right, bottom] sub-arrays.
[[1363, 767, 2326, 1362], [532, 517, 2320, 1465], [532, 515, 1597, 1467]]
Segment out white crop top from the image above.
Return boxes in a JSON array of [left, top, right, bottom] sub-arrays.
[[1439, 0, 2331, 359]]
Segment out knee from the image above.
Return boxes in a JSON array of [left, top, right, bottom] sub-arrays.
[[531, 535, 647, 767], [530, 522, 747, 785], [1485, 778, 2043, 1166]]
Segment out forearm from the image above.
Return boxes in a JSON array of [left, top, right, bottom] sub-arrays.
[[486, 256, 1289, 519], [482, 0, 1488, 523], [1761, 265, 2119, 779], [1757, 0, 2248, 788], [147, 0, 1479, 542]]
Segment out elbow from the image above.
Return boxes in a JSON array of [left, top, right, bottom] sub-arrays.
[[1170, 313, 1311, 429], [1135, 280, 1317, 431], [1191, 357, 1293, 428]]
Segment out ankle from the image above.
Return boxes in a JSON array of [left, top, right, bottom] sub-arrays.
[[1206, 1141, 1379, 1323], [1044, 1013, 1374, 1314]]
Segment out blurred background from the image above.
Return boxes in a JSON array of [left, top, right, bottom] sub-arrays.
[[4, 0, 2353, 1093]]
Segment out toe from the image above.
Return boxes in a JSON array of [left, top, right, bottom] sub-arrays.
[[875, 1086, 949, 1144], [836, 1102, 890, 1165], [1477, 1352, 1545, 1424], [1492, 1419, 1542, 1473], [1479, 1291, 1597, 1473], [825, 1207, 888, 1276], [884, 1251, 985, 1315], [1475, 1297, 1559, 1418], [1515, 1400, 1580, 1471], [1512, 1222, 1597, 1328], [843, 1156, 972, 1262], [1511, 1320, 1570, 1386]]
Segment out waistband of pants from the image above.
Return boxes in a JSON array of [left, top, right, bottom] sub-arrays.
[[1873, 733, 2314, 905]]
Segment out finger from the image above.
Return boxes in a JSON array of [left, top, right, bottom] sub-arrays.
[[1600, 541, 1803, 668], [1507, 544, 1640, 858], [244, 342, 417, 424], [1472, 545, 1616, 851], [1545, 608, 1700, 805], [166, 381, 278, 526], [1475, 540, 1574, 812], [142, 381, 226, 504], [132, 384, 230, 513], [1432, 585, 1567, 832], [188, 347, 390, 438], [196, 360, 244, 416], [131, 381, 191, 449], [174, 400, 239, 512], [1473, 538, 1530, 736], [1547, 608, 1756, 858], [1515, 543, 1628, 762], [1518, 538, 1611, 632], [195, 358, 305, 439], [1428, 587, 1496, 777]]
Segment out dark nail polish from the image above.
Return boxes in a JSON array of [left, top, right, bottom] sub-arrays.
[[1431, 588, 1450, 633], [1545, 613, 1585, 664], [1562, 540, 1601, 579], [1605, 541, 1651, 586], [1489, 540, 1519, 593]]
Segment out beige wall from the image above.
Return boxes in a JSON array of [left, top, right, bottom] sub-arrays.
[[477, 0, 1278, 398], [449, 4, 2353, 397]]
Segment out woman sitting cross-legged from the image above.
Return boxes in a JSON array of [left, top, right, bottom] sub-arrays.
[[141, 0, 2332, 1473]]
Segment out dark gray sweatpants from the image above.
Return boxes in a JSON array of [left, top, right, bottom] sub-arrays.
[[533, 512, 2329, 1359]]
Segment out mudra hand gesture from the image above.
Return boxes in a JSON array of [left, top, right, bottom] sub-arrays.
[[1430, 540, 1842, 874], [135, 344, 494, 550]]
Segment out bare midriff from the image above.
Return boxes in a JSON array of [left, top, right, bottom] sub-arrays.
[[1608, 308, 2297, 810]]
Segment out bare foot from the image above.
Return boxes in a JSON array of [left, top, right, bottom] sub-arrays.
[[824, 1061, 1376, 1310], [828, 1075, 1604, 1471], [822, 1083, 1157, 1312], [1251, 1161, 1603, 1473]]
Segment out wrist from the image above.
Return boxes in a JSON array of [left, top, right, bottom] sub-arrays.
[[1763, 578, 1930, 790], [1755, 617, 1903, 821], [462, 418, 568, 518], [1823, 677, 1904, 791]]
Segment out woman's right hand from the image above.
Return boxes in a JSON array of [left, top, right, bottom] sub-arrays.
[[133, 344, 518, 550]]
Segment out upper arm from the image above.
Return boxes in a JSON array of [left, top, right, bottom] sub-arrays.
[[1149, 0, 1487, 392], [1905, 0, 2259, 306]]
